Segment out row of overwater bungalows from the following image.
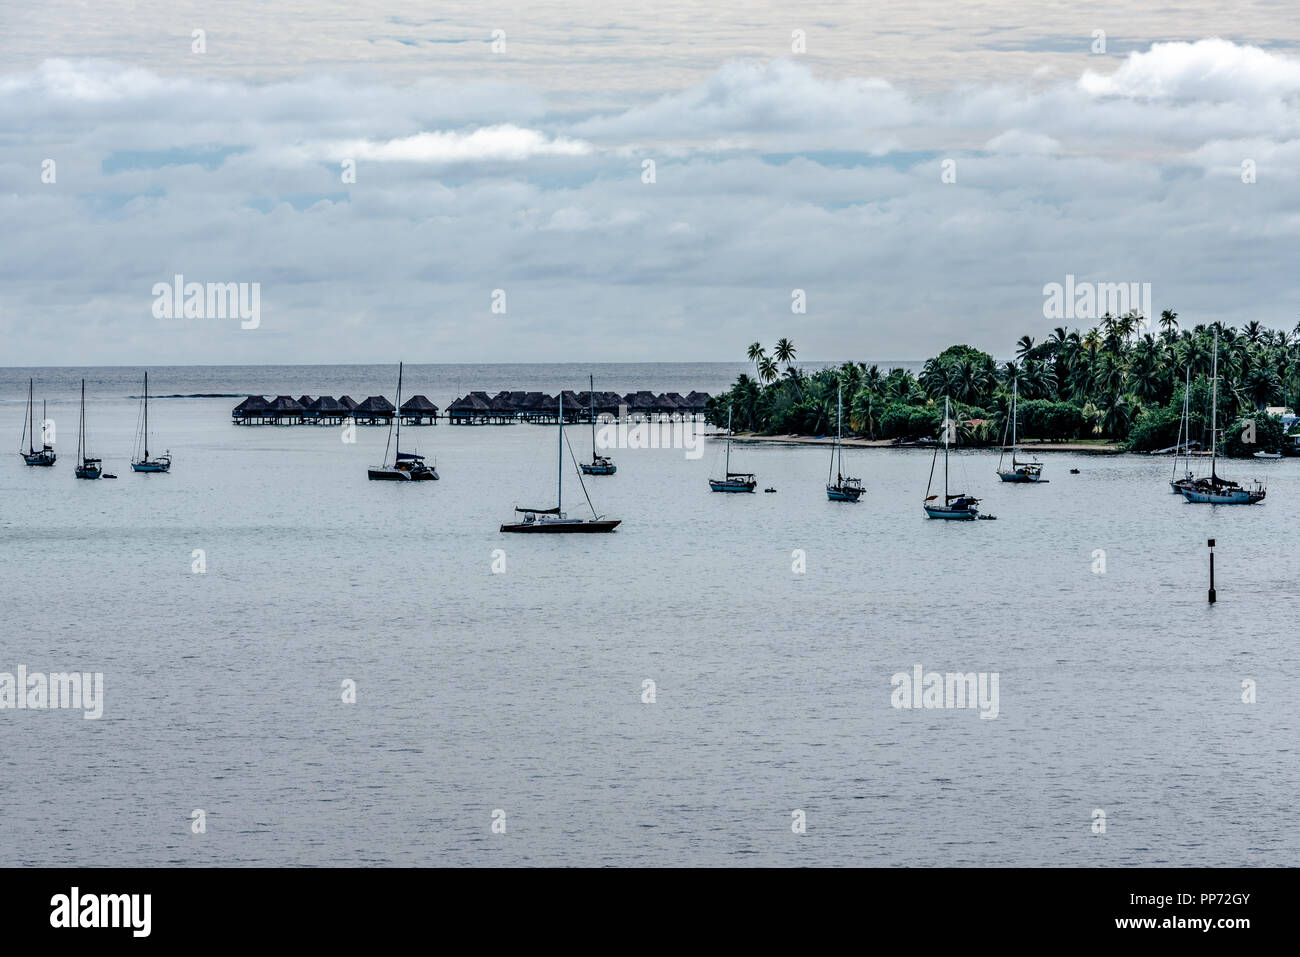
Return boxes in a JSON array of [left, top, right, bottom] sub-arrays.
[[231, 394, 438, 425], [443, 391, 711, 424], [232, 390, 710, 425]]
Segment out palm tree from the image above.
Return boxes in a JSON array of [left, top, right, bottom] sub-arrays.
[[850, 387, 881, 438], [1159, 309, 1179, 337], [1241, 365, 1281, 410], [747, 342, 765, 365], [758, 355, 779, 384], [774, 338, 797, 366], [1015, 336, 1036, 361]]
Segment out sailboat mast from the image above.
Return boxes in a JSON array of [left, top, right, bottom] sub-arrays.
[[1174, 365, 1189, 479], [558, 391, 564, 511], [395, 362, 403, 457], [41, 400, 46, 451], [725, 405, 732, 474], [1011, 377, 1018, 450], [943, 396, 950, 499], [78, 379, 85, 463], [1210, 331, 1218, 479], [590, 375, 596, 454], [143, 371, 149, 459], [27, 378, 34, 454], [836, 383, 843, 477]]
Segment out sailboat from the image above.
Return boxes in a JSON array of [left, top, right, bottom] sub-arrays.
[[826, 382, 863, 501], [18, 379, 56, 466], [580, 375, 616, 474], [708, 406, 756, 492], [131, 371, 172, 472], [500, 392, 620, 532], [74, 379, 102, 480], [996, 377, 1045, 482], [368, 362, 438, 481], [1179, 331, 1265, 505], [1169, 365, 1194, 492], [923, 397, 983, 519]]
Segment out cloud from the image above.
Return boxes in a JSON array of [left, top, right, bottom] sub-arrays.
[[325, 125, 593, 163], [1079, 38, 1300, 101], [984, 130, 1062, 154], [4, 41, 1300, 364]]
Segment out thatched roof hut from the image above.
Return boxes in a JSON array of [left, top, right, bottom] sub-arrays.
[[624, 391, 657, 413], [308, 395, 343, 413], [233, 395, 269, 414], [337, 395, 359, 411], [353, 395, 396, 417], [682, 391, 711, 412], [268, 395, 305, 416], [400, 395, 439, 414]]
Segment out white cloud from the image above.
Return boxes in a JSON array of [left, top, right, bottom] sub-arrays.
[[1079, 38, 1300, 101], [327, 125, 592, 164], [984, 130, 1062, 154]]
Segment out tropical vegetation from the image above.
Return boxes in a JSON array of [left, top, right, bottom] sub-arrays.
[[708, 315, 1300, 456]]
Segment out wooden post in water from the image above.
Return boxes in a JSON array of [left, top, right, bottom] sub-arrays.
[[1207, 538, 1216, 604]]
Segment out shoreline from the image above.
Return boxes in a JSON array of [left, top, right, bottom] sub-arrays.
[[720, 432, 1125, 453]]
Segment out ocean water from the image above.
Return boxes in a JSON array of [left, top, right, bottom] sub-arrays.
[[0, 365, 1296, 867]]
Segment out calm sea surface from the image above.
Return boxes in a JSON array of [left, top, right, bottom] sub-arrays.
[[1, 365, 1296, 866]]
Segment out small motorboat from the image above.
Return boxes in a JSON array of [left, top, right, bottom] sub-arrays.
[[764, 487, 777, 493]]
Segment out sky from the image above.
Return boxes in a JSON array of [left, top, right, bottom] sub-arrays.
[[2, 1, 1300, 364]]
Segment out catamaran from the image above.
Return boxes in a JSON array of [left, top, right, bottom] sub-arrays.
[[74, 379, 102, 480], [826, 382, 863, 501], [368, 362, 438, 481], [501, 392, 620, 532], [923, 397, 983, 519], [131, 371, 172, 472], [18, 378, 56, 466], [1179, 331, 1265, 505], [1169, 365, 1194, 492], [580, 374, 616, 475], [996, 377, 1045, 483], [709, 406, 756, 492]]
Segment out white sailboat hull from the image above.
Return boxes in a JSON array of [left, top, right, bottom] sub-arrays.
[[924, 504, 978, 520]]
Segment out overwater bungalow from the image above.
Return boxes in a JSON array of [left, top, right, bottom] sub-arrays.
[[338, 395, 359, 413], [306, 395, 347, 424], [447, 392, 493, 425], [651, 393, 682, 419], [682, 391, 710, 418], [232, 395, 271, 425], [353, 395, 396, 425], [624, 391, 657, 421], [268, 395, 305, 424], [488, 392, 518, 424], [400, 394, 439, 425]]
